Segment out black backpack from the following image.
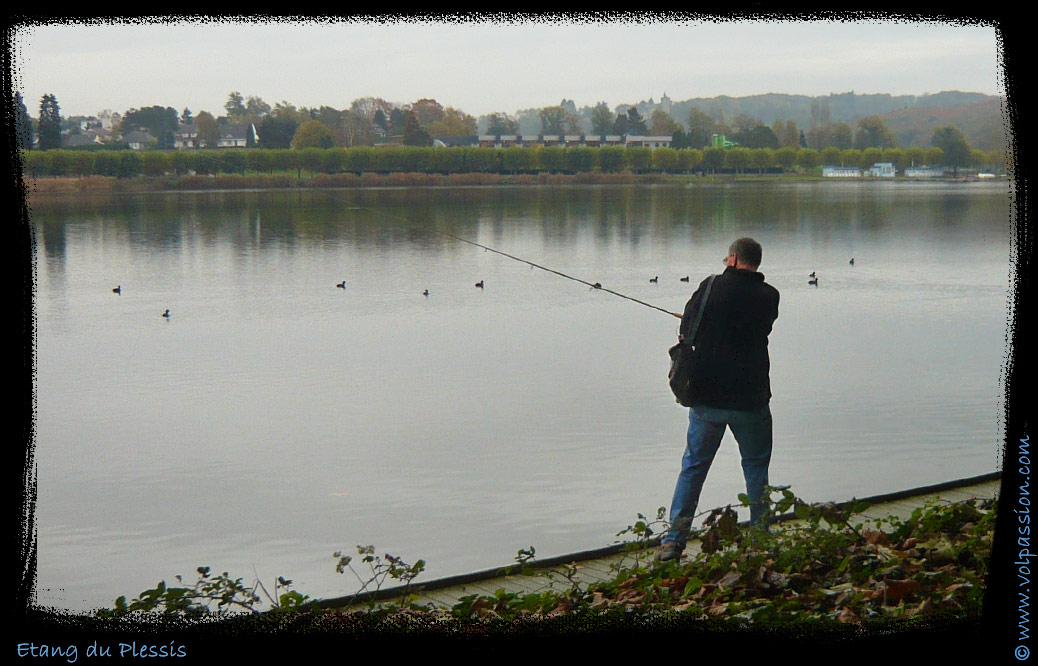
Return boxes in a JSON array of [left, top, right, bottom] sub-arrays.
[[668, 274, 716, 407]]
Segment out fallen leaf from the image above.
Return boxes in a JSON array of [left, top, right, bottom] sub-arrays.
[[863, 529, 888, 545], [908, 597, 933, 617], [874, 579, 922, 604], [661, 576, 689, 592], [718, 570, 742, 589], [616, 589, 644, 604], [834, 590, 853, 608], [836, 607, 861, 624], [874, 545, 899, 562], [705, 602, 729, 617], [788, 573, 814, 591], [821, 583, 854, 596]]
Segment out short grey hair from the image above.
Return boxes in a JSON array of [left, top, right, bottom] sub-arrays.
[[729, 237, 763, 268]]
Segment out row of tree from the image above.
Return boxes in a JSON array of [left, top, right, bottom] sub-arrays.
[[485, 103, 936, 153], [17, 90, 987, 161], [21, 142, 1006, 179]]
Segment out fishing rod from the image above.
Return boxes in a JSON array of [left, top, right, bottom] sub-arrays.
[[432, 229, 683, 319], [329, 194, 684, 320]]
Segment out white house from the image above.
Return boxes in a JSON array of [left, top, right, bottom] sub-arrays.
[[123, 130, 155, 151], [625, 135, 673, 149], [475, 134, 671, 149], [904, 166, 946, 178], [62, 132, 104, 148], [174, 123, 200, 149], [216, 123, 258, 148], [78, 117, 103, 132], [822, 166, 861, 178], [868, 162, 896, 177], [97, 110, 120, 131]]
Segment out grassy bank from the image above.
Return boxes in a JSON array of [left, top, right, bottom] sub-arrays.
[[21, 171, 644, 196], [91, 487, 994, 639], [19, 170, 859, 198]]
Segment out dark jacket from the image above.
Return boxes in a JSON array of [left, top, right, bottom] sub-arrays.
[[680, 266, 779, 410]]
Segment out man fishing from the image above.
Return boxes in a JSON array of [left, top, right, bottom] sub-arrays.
[[656, 237, 780, 562]]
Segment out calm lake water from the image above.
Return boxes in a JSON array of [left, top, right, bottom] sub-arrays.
[[30, 181, 1011, 612]]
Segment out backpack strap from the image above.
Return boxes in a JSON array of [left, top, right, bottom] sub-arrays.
[[685, 274, 716, 350]]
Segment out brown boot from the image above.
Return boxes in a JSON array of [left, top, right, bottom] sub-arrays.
[[654, 541, 684, 562]]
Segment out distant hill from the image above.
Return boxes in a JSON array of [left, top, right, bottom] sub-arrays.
[[671, 91, 1006, 151], [504, 91, 1008, 152], [876, 97, 1007, 151]]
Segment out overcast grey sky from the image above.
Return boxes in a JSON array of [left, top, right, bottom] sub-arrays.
[[11, 17, 1003, 120]]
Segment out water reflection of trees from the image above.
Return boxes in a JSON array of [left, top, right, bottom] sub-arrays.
[[29, 185, 1006, 263]]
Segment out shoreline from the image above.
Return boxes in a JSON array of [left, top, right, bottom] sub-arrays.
[[20, 171, 1006, 198]]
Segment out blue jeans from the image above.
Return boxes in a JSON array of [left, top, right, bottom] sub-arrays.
[[662, 404, 773, 547]]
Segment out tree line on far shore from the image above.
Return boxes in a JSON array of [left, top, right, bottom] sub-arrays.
[[20, 140, 1007, 180], [15, 89, 1005, 171]]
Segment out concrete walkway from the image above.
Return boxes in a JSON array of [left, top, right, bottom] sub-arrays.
[[316, 472, 1000, 612]]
